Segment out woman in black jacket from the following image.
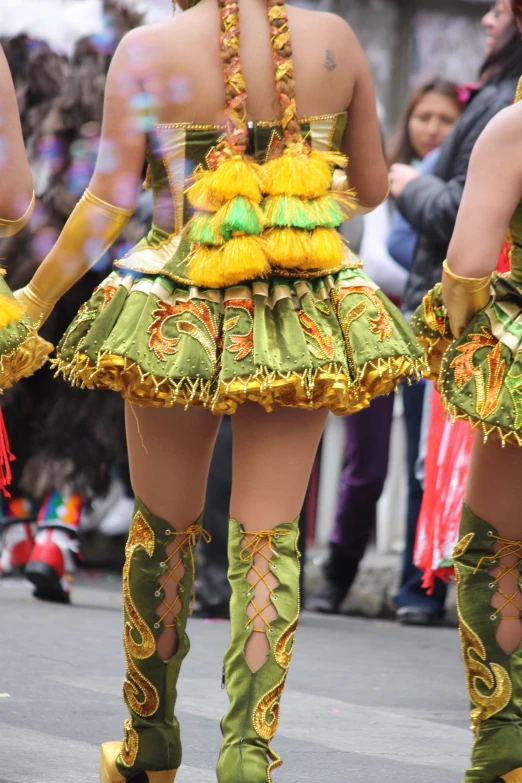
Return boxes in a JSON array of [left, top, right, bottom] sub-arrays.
[[389, 0, 522, 625]]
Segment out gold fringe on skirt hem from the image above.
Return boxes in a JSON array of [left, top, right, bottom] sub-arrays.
[[0, 328, 53, 392], [51, 350, 429, 416]]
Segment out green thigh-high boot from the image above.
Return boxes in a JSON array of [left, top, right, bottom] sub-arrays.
[[217, 518, 300, 783], [454, 503, 522, 783], [100, 497, 207, 783]]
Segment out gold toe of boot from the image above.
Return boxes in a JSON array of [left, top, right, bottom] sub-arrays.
[[100, 742, 177, 783], [501, 771, 522, 783]]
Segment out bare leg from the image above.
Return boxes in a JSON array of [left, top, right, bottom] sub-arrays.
[[125, 402, 222, 661], [230, 403, 328, 671], [465, 436, 522, 654]]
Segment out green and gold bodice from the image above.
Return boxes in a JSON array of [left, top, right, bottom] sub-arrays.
[[509, 200, 522, 286], [115, 112, 350, 285]]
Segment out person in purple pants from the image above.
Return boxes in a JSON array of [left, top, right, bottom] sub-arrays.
[[307, 80, 464, 614]]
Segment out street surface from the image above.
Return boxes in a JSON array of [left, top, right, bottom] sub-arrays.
[[0, 573, 471, 783]]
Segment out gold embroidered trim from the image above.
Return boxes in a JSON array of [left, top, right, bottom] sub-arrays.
[[120, 510, 159, 768], [51, 351, 428, 416], [275, 618, 298, 669], [252, 672, 288, 741], [123, 511, 156, 660], [120, 719, 139, 768], [441, 396, 522, 448], [0, 326, 53, 392], [152, 113, 344, 131], [454, 565, 512, 734]]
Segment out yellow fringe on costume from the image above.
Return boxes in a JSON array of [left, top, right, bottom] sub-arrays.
[[264, 227, 312, 268], [309, 227, 346, 269], [0, 295, 25, 329], [188, 235, 270, 288], [262, 145, 343, 200], [188, 156, 264, 207]]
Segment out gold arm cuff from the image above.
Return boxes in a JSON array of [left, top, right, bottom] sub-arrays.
[[352, 180, 390, 217], [441, 259, 491, 338], [0, 191, 35, 238]]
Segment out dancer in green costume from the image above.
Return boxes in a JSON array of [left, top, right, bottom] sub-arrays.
[[412, 3, 522, 780], [15, 0, 426, 780], [0, 46, 51, 394]]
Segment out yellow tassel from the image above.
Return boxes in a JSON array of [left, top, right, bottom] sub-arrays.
[[0, 295, 25, 329], [219, 235, 271, 285], [309, 149, 348, 171], [262, 146, 332, 199], [208, 157, 264, 203], [186, 176, 221, 213], [263, 227, 312, 269], [308, 227, 346, 269], [329, 188, 359, 218], [188, 246, 226, 288], [188, 236, 270, 288]]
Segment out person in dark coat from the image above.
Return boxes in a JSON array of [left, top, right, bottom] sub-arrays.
[[389, 0, 522, 625]]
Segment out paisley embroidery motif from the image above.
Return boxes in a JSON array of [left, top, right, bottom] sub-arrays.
[[148, 300, 220, 365], [102, 285, 118, 310], [275, 618, 298, 669], [298, 310, 335, 360], [224, 299, 254, 361], [123, 511, 156, 660], [120, 510, 159, 764], [423, 292, 448, 337], [253, 672, 287, 741], [120, 719, 139, 768], [455, 566, 511, 734], [450, 327, 505, 419], [336, 286, 393, 341]]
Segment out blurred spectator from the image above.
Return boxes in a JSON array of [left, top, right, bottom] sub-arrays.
[[0, 3, 147, 603], [390, 0, 522, 625], [307, 81, 463, 615]]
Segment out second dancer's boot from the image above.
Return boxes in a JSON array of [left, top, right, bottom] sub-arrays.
[[217, 517, 301, 783], [454, 503, 522, 782], [100, 497, 209, 783]]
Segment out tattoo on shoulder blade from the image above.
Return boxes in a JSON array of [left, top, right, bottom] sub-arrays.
[[325, 49, 337, 71]]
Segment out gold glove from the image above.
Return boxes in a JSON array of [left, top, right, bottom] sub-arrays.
[[441, 259, 491, 339], [0, 191, 35, 238], [14, 189, 133, 324]]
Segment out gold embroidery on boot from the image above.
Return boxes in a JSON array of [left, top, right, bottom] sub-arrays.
[[455, 567, 512, 733], [452, 532, 474, 560], [252, 671, 288, 740], [123, 648, 160, 719], [275, 618, 298, 669], [123, 511, 156, 659], [120, 718, 139, 767], [120, 510, 159, 767]]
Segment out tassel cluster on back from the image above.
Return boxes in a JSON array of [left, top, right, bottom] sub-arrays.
[[185, 0, 357, 289]]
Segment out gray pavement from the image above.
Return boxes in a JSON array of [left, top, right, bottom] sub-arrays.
[[0, 573, 471, 783]]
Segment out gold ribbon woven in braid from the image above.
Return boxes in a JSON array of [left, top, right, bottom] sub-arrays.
[[267, 0, 302, 144], [218, 0, 249, 156]]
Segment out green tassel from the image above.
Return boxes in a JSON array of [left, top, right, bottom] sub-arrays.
[[263, 195, 316, 230], [188, 213, 224, 246], [308, 194, 346, 229], [216, 196, 265, 240]]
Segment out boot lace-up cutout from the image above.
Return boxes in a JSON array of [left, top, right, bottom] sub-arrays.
[[240, 529, 293, 672], [476, 534, 522, 655], [155, 524, 211, 662]]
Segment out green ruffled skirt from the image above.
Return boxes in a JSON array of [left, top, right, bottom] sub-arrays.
[[54, 257, 427, 415], [0, 276, 52, 392], [412, 273, 522, 445]]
